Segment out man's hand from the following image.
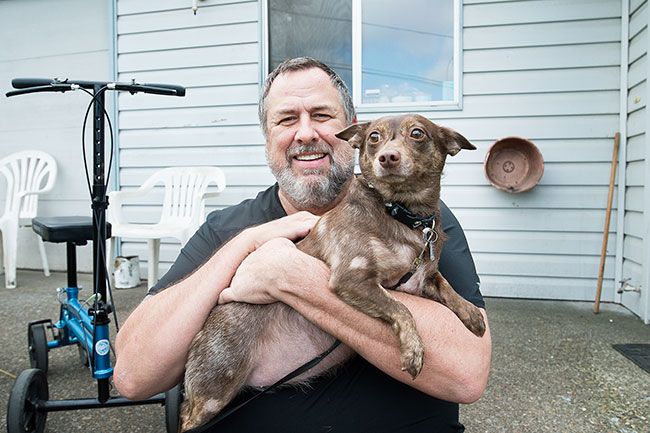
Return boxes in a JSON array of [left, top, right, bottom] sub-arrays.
[[219, 237, 319, 304], [219, 212, 325, 304], [242, 211, 320, 251]]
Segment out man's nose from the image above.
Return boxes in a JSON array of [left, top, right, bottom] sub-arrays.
[[294, 116, 319, 144]]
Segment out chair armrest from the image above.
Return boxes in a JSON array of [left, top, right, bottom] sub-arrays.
[[202, 191, 222, 199], [108, 189, 153, 202], [108, 187, 155, 224], [16, 191, 40, 200]]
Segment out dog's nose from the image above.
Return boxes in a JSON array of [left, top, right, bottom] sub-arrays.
[[378, 150, 401, 168]]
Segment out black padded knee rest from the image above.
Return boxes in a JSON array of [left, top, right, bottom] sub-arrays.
[[32, 216, 112, 245]]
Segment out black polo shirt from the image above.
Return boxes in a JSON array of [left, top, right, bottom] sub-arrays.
[[151, 183, 484, 433]]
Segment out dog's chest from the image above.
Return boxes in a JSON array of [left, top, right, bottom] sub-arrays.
[[371, 228, 432, 289], [305, 184, 441, 291]]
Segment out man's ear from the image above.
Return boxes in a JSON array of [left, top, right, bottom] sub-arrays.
[[336, 122, 370, 149], [441, 127, 476, 156]]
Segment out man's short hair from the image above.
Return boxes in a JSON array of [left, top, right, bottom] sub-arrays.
[[258, 57, 356, 136]]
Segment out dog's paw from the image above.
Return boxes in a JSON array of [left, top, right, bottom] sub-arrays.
[[400, 338, 424, 379], [460, 306, 486, 337], [179, 397, 225, 432]]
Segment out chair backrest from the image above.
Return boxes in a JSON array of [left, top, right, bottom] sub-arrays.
[[0, 150, 57, 219], [144, 166, 226, 228]]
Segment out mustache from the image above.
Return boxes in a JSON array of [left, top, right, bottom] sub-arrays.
[[286, 143, 332, 162]]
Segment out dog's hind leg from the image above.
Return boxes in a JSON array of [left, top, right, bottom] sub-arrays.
[[423, 271, 486, 337], [180, 368, 248, 432], [179, 303, 265, 432]]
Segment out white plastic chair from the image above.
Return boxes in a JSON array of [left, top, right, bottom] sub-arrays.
[[107, 166, 226, 288], [0, 150, 57, 288]]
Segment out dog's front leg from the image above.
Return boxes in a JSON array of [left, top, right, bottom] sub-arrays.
[[331, 269, 424, 379], [422, 271, 486, 337]]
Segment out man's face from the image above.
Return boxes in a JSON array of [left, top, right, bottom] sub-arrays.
[[264, 68, 355, 211]]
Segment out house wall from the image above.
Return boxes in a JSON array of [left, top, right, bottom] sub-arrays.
[[114, 0, 626, 302], [622, 0, 650, 322], [1, 0, 644, 317], [114, 0, 266, 268], [0, 0, 111, 274], [114, 0, 632, 304], [456, 0, 622, 302]]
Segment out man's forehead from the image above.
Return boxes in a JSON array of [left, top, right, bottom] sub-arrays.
[[266, 69, 341, 107], [273, 67, 331, 88], [270, 101, 340, 116]]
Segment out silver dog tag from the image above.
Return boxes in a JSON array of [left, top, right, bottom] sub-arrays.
[[422, 228, 434, 261]]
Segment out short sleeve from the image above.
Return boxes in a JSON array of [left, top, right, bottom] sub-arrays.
[[438, 201, 484, 309], [147, 213, 225, 295]]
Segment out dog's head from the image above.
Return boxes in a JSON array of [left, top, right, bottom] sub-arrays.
[[336, 115, 475, 199]]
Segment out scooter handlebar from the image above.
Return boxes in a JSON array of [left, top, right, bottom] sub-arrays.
[[9, 78, 185, 97]]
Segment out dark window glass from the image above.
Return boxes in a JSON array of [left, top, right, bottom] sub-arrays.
[[268, 0, 353, 90]]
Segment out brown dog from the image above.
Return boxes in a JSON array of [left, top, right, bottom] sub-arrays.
[[179, 114, 486, 431]]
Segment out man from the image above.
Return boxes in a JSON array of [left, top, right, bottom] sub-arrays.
[[114, 57, 491, 432]]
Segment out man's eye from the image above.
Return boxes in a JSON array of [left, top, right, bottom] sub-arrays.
[[279, 116, 296, 124], [410, 128, 425, 140], [314, 113, 331, 119], [368, 131, 381, 143]]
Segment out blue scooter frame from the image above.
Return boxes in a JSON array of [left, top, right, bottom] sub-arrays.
[[48, 285, 113, 381]]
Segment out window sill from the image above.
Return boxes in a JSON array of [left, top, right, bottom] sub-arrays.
[[355, 100, 463, 114]]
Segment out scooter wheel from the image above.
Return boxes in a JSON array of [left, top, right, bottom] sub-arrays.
[[28, 324, 48, 373], [165, 382, 184, 433], [6, 368, 49, 433]]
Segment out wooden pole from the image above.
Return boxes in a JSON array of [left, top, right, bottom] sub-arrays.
[[594, 132, 620, 313]]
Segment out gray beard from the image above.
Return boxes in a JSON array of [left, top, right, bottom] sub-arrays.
[[269, 154, 354, 210]]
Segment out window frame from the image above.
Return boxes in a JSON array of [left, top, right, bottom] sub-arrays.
[[261, 0, 463, 113]]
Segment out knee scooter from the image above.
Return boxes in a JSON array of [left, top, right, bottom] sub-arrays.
[[5, 78, 186, 433]]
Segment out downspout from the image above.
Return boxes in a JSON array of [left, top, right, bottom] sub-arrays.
[[614, 0, 629, 305], [259, 0, 269, 92], [639, 0, 650, 324], [108, 0, 121, 256]]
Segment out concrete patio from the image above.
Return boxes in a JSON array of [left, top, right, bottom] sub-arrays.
[[1, 269, 649, 433]]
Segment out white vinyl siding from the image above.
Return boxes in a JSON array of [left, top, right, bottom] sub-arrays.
[[412, 0, 621, 301], [115, 0, 266, 270]]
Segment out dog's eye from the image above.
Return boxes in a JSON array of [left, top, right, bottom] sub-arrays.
[[410, 128, 426, 140], [368, 131, 381, 143]]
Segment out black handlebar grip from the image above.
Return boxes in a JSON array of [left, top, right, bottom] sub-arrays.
[[12, 78, 58, 89], [6, 84, 74, 97], [143, 83, 186, 97]]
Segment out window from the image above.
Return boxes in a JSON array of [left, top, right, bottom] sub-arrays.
[[267, 0, 353, 87], [265, 0, 461, 110]]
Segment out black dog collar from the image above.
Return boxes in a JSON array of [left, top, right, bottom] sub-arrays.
[[385, 202, 435, 230], [384, 202, 438, 290]]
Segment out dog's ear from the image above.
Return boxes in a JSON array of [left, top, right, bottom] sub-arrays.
[[441, 127, 476, 156], [336, 122, 370, 149]]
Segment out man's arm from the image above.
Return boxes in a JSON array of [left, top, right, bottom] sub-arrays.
[[220, 237, 492, 404], [113, 212, 319, 400]]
